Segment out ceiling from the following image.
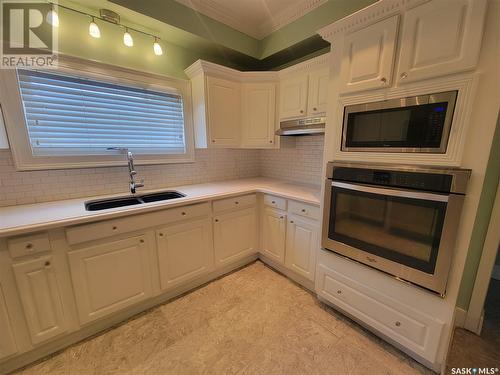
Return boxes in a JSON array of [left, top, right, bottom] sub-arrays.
[[173, 0, 328, 39]]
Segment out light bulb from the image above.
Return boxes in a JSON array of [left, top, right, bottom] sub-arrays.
[[46, 10, 59, 27], [153, 40, 163, 56], [123, 30, 133, 47], [89, 19, 100, 38]]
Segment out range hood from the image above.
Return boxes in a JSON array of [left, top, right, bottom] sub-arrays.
[[275, 116, 326, 136]]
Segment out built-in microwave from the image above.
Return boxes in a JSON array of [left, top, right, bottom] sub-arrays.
[[341, 91, 457, 153]]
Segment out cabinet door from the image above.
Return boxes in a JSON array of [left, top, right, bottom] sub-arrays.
[[261, 208, 286, 264], [0, 283, 17, 359], [396, 0, 487, 84], [285, 215, 318, 281], [279, 75, 308, 119], [68, 235, 153, 325], [241, 82, 276, 148], [206, 76, 241, 147], [339, 15, 399, 94], [307, 69, 329, 115], [214, 207, 257, 266], [13, 256, 67, 344], [156, 218, 214, 291]]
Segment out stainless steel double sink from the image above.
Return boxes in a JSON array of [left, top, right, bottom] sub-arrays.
[[85, 191, 186, 211]]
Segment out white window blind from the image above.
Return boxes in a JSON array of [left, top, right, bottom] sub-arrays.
[[17, 69, 186, 156]]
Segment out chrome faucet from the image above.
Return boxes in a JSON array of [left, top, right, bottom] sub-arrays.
[[107, 147, 144, 194]]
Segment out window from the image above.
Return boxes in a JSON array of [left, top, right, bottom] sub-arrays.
[[18, 69, 186, 156], [0, 57, 194, 170]]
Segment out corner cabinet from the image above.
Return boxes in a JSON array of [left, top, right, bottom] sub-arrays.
[[68, 235, 154, 325], [396, 0, 488, 84], [12, 256, 67, 345], [156, 218, 214, 291], [241, 82, 277, 148], [339, 15, 399, 94]]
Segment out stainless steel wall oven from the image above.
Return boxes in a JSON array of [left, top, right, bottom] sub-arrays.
[[322, 162, 470, 295]]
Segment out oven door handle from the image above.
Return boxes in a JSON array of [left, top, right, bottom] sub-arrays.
[[331, 181, 449, 202]]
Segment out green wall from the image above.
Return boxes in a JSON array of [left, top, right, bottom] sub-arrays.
[[457, 115, 500, 309]]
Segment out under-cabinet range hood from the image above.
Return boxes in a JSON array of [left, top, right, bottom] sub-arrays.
[[275, 116, 326, 136]]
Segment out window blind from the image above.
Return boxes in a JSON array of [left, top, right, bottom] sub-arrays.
[[17, 69, 186, 156]]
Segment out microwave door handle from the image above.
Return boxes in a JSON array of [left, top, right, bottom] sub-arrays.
[[331, 181, 449, 202]]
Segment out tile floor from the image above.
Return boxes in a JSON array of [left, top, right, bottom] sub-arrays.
[[16, 261, 436, 375]]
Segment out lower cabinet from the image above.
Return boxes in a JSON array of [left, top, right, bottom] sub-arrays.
[[0, 283, 17, 359], [12, 256, 67, 345], [156, 218, 214, 291], [284, 215, 318, 281], [261, 208, 286, 264], [214, 207, 257, 266], [68, 235, 153, 325]]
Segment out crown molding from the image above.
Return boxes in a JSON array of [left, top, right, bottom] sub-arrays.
[[184, 60, 279, 82], [278, 53, 329, 77], [175, 0, 327, 39], [318, 0, 430, 42]]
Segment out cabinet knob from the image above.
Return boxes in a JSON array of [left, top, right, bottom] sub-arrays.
[[313, 107, 317, 111], [380, 77, 387, 84], [44, 261, 51, 267], [25, 243, 33, 250], [300, 110, 304, 114], [212, 140, 215, 143], [181, 212, 186, 216], [280, 216, 284, 219], [301, 209, 306, 213], [139, 239, 145, 243], [235, 201, 239, 204], [269, 140, 273, 143], [159, 233, 164, 237], [271, 201, 276, 204], [400, 72, 408, 80], [290, 220, 294, 224], [395, 321, 401, 327], [337, 290, 342, 294], [112, 226, 118, 231], [215, 219, 219, 222]]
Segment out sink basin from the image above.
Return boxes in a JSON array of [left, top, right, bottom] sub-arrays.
[[84, 191, 186, 211]]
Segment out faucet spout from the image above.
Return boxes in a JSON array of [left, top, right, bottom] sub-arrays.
[[107, 147, 145, 194]]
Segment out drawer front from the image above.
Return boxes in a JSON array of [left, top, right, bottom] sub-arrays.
[[288, 200, 320, 220], [263, 194, 287, 211], [213, 194, 256, 213], [66, 203, 210, 245], [316, 264, 443, 362], [8, 233, 51, 258]]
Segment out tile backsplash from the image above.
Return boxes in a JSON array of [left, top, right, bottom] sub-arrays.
[[0, 135, 324, 207]]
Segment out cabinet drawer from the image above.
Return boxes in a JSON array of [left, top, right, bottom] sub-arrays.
[[213, 194, 256, 213], [317, 264, 443, 362], [288, 200, 320, 220], [66, 203, 210, 245], [8, 233, 51, 258], [263, 194, 286, 211]]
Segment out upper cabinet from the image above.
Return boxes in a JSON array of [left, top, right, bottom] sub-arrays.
[[241, 82, 277, 148], [396, 0, 487, 84], [279, 75, 308, 119], [206, 76, 241, 147], [307, 68, 329, 115], [339, 15, 399, 94], [330, 0, 487, 94]]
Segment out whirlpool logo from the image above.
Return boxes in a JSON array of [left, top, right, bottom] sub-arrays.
[[1, 0, 58, 68], [451, 368, 499, 375]]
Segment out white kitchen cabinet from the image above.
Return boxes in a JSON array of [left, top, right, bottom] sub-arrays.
[[213, 207, 257, 266], [285, 215, 318, 281], [307, 68, 329, 115], [241, 82, 277, 148], [396, 0, 487, 84], [68, 235, 153, 325], [261, 208, 286, 264], [339, 15, 399, 94], [206, 76, 241, 147], [279, 74, 308, 119], [156, 218, 214, 291], [0, 283, 17, 359], [12, 256, 67, 345]]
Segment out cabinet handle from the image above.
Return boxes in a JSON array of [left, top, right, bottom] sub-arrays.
[[25, 243, 33, 250], [337, 290, 342, 294], [44, 261, 51, 267], [400, 72, 408, 80], [395, 321, 401, 327], [380, 77, 387, 84]]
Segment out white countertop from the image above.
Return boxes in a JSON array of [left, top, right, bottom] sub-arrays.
[[0, 178, 321, 238]]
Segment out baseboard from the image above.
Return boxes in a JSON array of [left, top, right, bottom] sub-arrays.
[[0, 254, 258, 375], [454, 307, 467, 328], [491, 265, 500, 281]]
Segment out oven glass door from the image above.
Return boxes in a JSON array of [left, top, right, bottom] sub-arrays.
[[328, 182, 448, 274]]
